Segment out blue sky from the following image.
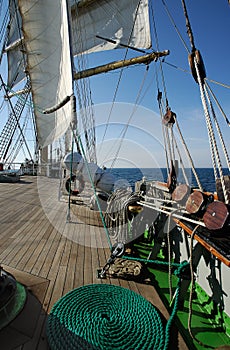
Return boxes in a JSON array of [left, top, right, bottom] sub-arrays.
[[84, 0, 230, 168], [0, 0, 229, 168]]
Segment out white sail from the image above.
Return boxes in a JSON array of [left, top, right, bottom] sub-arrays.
[[5, 1, 25, 88], [70, 0, 151, 55], [18, 0, 73, 148]]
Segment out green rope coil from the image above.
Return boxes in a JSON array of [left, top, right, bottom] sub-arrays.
[[47, 284, 166, 350]]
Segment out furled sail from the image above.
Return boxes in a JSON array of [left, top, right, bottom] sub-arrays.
[[5, 1, 25, 88], [17, 0, 73, 148], [70, 0, 151, 55]]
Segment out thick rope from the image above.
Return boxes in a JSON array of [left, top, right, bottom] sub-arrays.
[[150, 2, 169, 105], [167, 213, 173, 301], [205, 81, 230, 127], [164, 125, 173, 172], [47, 269, 188, 350], [170, 127, 176, 165], [105, 190, 142, 244], [169, 126, 190, 186], [158, 99, 170, 173], [204, 83, 230, 197], [194, 59, 218, 177], [166, 260, 189, 350], [194, 59, 229, 203], [166, 207, 184, 301], [47, 284, 165, 350], [174, 116, 203, 190]]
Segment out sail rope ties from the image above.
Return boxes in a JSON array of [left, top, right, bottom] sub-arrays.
[[194, 57, 229, 204], [47, 264, 187, 350], [73, 19, 97, 164], [173, 115, 203, 191], [180, 0, 229, 204], [203, 83, 230, 171], [157, 93, 202, 190], [98, 0, 144, 154]]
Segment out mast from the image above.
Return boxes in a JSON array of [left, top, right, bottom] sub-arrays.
[[74, 50, 169, 80]]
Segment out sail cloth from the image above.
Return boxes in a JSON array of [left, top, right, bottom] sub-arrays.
[[11, 0, 150, 147], [70, 0, 151, 54], [5, 1, 25, 88], [17, 0, 73, 148]]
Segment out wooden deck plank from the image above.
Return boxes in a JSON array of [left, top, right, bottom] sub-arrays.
[[0, 208, 44, 265], [13, 220, 51, 272], [0, 176, 189, 349], [38, 229, 62, 279], [62, 226, 79, 295], [26, 225, 54, 275]]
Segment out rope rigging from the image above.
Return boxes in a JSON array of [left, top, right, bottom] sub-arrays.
[[179, 0, 229, 203], [108, 66, 150, 169], [153, 0, 230, 202], [38, 2, 230, 349], [150, 1, 203, 189], [1, 1, 229, 347], [71, 0, 97, 163], [0, 2, 38, 164], [98, 0, 151, 167]]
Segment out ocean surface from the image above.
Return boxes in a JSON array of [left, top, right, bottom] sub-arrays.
[[110, 168, 229, 193]]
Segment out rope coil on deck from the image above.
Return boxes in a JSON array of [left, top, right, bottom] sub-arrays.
[[46, 284, 166, 350]]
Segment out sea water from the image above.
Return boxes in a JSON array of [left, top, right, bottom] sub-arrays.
[[110, 168, 229, 193]]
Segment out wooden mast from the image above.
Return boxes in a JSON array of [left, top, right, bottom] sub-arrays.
[[74, 50, 169, 80]]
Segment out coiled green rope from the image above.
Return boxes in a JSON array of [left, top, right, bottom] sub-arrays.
[[47, 284, 166, 350]]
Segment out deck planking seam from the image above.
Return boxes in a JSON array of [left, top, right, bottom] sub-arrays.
[[0, 207, 45, 264], [26, 207, 68, 275], [62, 223, 80, 295], [1, 207, 46, 267], [12, 212, 52, 267], [0, 176, 189, 349]]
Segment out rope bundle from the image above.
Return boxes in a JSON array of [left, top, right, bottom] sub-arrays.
[[47, 284, 165, 350], [105, 189, 143, 243]]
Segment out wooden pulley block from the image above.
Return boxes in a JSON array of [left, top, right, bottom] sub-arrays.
[[186, 191, 206, 214], [188, 49, 206, 83], [172, 184, 190, 203], [162, 109, 176, 126], [203, 201, 229, 230]]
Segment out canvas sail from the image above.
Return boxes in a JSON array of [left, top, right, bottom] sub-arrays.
[[17, 0, 73, 148], [11, 0, 151, 147], [70, 0, 151, 55], [5, 1, 25, 88]]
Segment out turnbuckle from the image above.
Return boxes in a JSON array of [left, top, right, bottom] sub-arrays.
[[97, 242, 125, 279]]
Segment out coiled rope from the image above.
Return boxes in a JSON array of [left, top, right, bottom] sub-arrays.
[[47, 279, 186, 350]]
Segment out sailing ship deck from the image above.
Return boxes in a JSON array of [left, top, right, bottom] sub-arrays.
[[0, 176, 189, 350]]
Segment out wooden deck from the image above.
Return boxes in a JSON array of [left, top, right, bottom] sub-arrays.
[[0, 176, 189, 350]]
